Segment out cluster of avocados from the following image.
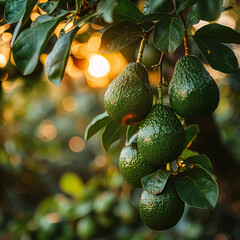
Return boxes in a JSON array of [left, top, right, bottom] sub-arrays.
[[104, 55, 219, 230]]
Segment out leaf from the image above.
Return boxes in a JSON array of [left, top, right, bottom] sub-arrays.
[[126, 124, 139, 144], [153, 16, 184, 54], [37, 1, 58, 14], [99, 21, 143, 53], [101, 121, 127, 151], [184, 124, 199, 148], [4, 0, 26, 23], [176, 0, 197, 13], [138, 12, 169, 23], [195, 23, 240, 44], [12, 11, 67, 75], [45, 27, 79, 87], [175, 167, 218, 208], [180, 149, 199, 159], [186, 4, 199, 26], [141, 169, 171, 195], [84, 112, 111, 141], [74, 11, 100, 26], [143, 0, 171, 14], [113, 0, 143, 23], [11, 0, 38, 46], [184, 154, 213, 173], [193, 35, 238, 74]]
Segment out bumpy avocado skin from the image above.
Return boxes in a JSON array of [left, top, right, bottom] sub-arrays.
[[119, 144, 159, 188], [139, 176, 185, 230], [137, 104, 185, 165], [104, 62, 153, 125], [169, 55, 219, 119]]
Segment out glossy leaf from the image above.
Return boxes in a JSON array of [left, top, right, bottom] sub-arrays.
[[143, 0, 171, 14], [4, 0, 26, 23], [84, 112, 111, 141], [45, 27, 79, 87], [138, 12, 169, 23], [186, 4, 199, 25], [184, 124, 199, 148], [12, 11, 67, 75], [126, 124, 139, 144], [176, 0, 197, 13], [195, 23, 240, 44], [113, 0, 143, 23], [141, 169, 171, 195], [175, 167, 218, 208], [37, 1, 58, 14], [74, 11, 100, 26], [101, 121, 127, 151], [198, 0, 223, 21], [11, 0, 38, 46], [180, 149, 199, 159], [184, 154, 213, 173], [153, 16, 184, 54], [193, 35, 238, 74], [99, 21, 143, 53]]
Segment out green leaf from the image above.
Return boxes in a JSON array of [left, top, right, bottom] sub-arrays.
[[138, 12, 169, 23], [175, 167, 218, 208], [12, 11, 67, 75], [143, 0, 171, 14], [99, 21, 143, 53], [113, 0, 143, 23], [193, 35, 238, 74], [184, 154, 213, 173], [180, 149, 199, 159], [141, 169, 171, 195], [176, 0, 197, 13], [195, 23, 240, 44], [11, 0, 38, 46], [37, 1, 58, 14], [153, 16, 184, 54], [184, 124, 199, 148], [84, 112, 111, 141], [74, 11, 100, 26], [126, 124, 139, 144], [186, 4, 199, 26], [101, 121, 127, 152], [4, 0, 26, 23], [45, 27, 79, 87]]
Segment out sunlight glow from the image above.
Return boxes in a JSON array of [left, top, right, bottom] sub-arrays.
[[88, 54, 110, 78]]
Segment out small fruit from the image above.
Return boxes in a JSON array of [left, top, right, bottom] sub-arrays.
[[119, 143, 159, 187], [137, 104, 185, 165], [104, 62, 153, 125], [169, 55, 219, 118], [139, 176, 185, 230]]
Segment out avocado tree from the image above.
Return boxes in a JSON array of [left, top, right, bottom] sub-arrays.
[[1, 0, 240, 235]]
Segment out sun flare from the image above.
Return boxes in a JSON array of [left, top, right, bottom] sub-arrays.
[[88, 54, 110, 78]]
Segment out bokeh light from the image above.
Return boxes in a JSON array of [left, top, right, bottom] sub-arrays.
[[68, 136, 85, 153], [38, 120, 57, 142], [88, 54, 110, 78]]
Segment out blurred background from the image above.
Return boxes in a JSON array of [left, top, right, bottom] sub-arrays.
[[0, 0, 240, 239]]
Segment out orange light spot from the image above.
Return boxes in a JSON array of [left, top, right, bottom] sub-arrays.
[[68, 136, 85, 153], [121, 113, 139, 125]]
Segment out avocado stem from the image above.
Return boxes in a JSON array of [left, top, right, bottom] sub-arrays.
[[137, 35, 148, 63], [157, 52, 164, 105], [183, 26, 190, 56]]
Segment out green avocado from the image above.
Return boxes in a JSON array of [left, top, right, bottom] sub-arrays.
[[137, 104, 185, 165], [104, 62, 153, 125], [139, 176, 185, 230], [119, 143, 159, 188], [169, 55, 219, 119]]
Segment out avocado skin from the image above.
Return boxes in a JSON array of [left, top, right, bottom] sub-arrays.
[[119, 144, 159, 188], [139, 176, 185, 230], [169, 55, 219, 119], [104, 62, 153, 125], [137, 104, 185, 165]]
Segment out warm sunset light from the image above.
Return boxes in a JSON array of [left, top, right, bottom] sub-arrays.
[[88, 54, 110, 78]]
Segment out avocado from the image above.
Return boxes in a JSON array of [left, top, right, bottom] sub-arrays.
[[137, 104, 185, 165], [169, 55, 219, 118], [104, 62, 153, 125]]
